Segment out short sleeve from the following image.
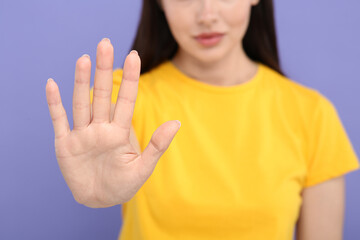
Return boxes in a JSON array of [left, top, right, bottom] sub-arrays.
[[304, 94, 359, 187]]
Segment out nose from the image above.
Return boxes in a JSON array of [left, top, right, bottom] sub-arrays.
[[197, 0, 218, 26]]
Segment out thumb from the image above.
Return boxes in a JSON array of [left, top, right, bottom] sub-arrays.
[[138, 120, 181, 178]]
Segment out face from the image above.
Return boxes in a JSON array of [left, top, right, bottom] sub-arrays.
[[160, 0, 260, 64]]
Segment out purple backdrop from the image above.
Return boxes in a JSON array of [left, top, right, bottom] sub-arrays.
[[0, 0, 359, 239]]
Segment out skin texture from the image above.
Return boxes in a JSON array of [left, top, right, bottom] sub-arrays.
[[296, 176, 344, 240], [46, 40, 181, 208], [46, 0, 345, 237]]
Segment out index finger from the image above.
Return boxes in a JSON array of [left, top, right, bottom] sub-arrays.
[[112, 50, 141, 135], [46, 78, 70, 140]]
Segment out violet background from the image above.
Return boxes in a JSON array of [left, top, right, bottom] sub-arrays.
[[0, 0, 359, 239]]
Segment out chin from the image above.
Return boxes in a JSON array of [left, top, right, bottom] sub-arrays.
[[193, 50, 228, 65], [192, 39, 236, 63], [178, 40, 232, 65]]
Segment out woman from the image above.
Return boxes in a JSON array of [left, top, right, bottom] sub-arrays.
[[45, 0, 359, 239]]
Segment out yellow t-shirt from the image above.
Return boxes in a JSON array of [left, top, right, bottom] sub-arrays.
[[92, 61, 359, 240]]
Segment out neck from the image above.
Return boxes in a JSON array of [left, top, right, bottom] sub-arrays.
[[171, 45, 258, 87]]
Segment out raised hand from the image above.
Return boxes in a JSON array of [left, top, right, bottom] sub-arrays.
[[45, 38, 181, 208]]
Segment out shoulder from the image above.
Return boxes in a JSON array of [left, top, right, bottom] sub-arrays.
[[260, 64, 331, 110], [258, 64, 342, 135]]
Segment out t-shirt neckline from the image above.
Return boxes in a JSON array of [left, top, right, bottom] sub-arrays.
[[164, 60, 264, 94]]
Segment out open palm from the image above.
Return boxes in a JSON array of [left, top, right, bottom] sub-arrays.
[[45, 38, 181, 208]]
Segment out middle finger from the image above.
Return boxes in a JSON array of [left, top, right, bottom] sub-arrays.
[[92, 38, 114, 123]]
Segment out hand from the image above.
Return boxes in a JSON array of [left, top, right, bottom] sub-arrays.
[[45, 38, 181, 208]]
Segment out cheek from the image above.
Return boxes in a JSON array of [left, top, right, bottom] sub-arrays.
[[226, 5, 250, 29], [222, 5, 252, 39], [164, 11, 196, 53], [164, 9, 191, 41]]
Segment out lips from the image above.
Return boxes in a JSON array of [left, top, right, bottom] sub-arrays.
[[194, 32, 224, 47]]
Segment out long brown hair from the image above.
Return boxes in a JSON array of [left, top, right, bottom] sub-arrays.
[[131, 0, 284, 76]]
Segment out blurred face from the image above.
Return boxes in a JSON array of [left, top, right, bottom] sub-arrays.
[[160, 0, 260, 64]]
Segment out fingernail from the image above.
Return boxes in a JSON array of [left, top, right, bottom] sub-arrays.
[[175, 120, 181, 127], [82, 54, 90, 59], [47, 78, 54, 83], [102, 38, 111, 43], [130, 50, 138, 55]]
